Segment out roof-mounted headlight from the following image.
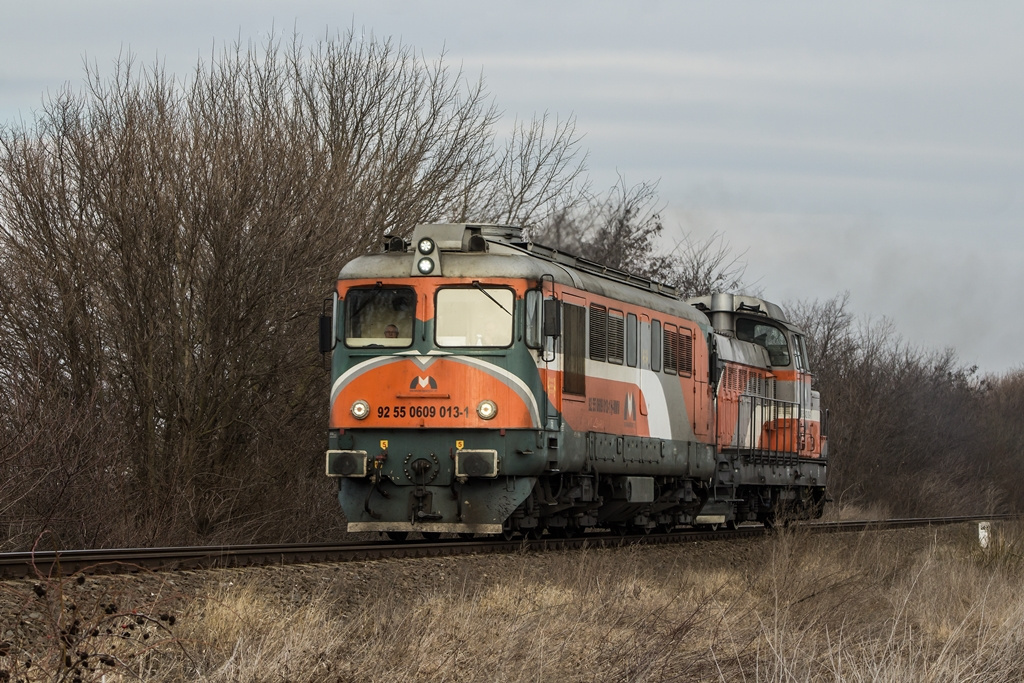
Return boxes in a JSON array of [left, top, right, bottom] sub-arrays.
[[411, 236, 439, 276]]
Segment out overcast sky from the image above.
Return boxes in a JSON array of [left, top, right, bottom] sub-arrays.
[[3, 1, 1022, 375]]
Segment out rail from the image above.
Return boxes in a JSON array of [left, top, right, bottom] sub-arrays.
[[1, 515, 1017, 579]]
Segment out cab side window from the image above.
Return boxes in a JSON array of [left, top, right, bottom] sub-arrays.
[[792, 333, 807, 371]]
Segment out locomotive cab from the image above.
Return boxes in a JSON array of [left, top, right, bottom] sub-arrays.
[[688, 293, 828, 525], [320, 224, 561, 536]]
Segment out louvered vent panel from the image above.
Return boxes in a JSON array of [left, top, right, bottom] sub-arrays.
[[608, 313, 625, 364], [589, 305, 607, 361], [679, 330, 693, 376]]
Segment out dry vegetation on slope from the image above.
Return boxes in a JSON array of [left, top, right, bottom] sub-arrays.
[[4, 522, 1024, 681]]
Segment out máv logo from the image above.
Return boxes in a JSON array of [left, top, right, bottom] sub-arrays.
[[624, 392, 637, 422], [410, 375, 438, 390]]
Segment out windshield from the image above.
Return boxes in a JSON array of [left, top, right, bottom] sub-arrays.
[[435, 286, 514, 347], [736, 318, 791, 366], [345, 287, 416, 348]]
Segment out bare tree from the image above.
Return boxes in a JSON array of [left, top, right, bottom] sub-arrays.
[[482, 113, 589, 230], [531, 176, 662, 270], [787, 293, 1002, 517], [0, 29, 587, 548], [530, 176, 746, 297], [651, 231, 747, 299]]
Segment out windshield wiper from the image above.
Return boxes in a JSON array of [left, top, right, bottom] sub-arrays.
[[473, 281, 512, 316]]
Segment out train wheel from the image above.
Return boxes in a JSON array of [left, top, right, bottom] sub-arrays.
[[384, 531, 408, 542], [421, 532, 441, 541]]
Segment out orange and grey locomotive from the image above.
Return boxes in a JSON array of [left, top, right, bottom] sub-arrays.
[[319, 223, 827, 538]]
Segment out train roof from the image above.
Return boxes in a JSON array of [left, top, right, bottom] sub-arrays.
[[338, 223, 710, 327], [686, 294, 792, 325], [686, 293, 805, 337]]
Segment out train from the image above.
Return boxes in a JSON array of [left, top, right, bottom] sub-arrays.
[[319, 223, 827, 539]]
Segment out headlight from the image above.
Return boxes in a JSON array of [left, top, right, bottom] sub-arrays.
[[416, 257, 435, 274], [350, 400, 370, 420], [477, 400, 498, 420], [417, 237, 436, 255]]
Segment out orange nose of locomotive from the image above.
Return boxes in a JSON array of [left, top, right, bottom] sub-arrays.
[[330, 355, 539, 431]]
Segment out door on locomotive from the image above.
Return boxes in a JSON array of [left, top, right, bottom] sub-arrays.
[[525, 277, 563, 434]]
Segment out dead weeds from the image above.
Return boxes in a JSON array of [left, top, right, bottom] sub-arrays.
[[4, 523, 1024, 681]]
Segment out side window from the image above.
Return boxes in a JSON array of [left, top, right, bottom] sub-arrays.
[[608, 310, 625, 365], [626, 313, 638, 367], [792, 333, 810, 371], [651, 320, 662, 372], [525, 289, 542, 349], [589, 304, 607, 362]]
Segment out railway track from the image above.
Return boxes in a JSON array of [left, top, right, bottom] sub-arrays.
[[1, 514, 1016, 579]]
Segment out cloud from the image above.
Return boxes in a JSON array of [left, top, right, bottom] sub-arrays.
[[2, 1, 1022, 373], [660, 204, 1023, 374]]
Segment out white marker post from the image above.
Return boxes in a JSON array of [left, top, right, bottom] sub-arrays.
[[978, 521, 991, 550]]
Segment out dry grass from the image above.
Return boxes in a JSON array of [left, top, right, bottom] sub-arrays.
[[827, 500, 893, 522], [171, 523, 1024, 682], [6, 523, 1024, 681]]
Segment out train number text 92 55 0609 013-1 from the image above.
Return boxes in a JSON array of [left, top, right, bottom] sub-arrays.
[[377, 405, 470, 419]]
